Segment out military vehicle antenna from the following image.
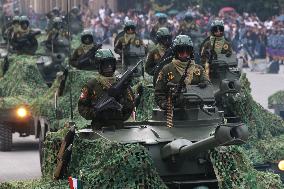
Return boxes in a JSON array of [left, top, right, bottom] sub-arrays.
[[67, 0, 73, 120]]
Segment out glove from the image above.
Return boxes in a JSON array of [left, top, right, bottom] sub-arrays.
[[226, 52, 232, 57], [198, 82, 207, 89]]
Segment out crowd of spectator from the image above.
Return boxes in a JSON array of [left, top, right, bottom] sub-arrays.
[[1, 1, 284, 61]]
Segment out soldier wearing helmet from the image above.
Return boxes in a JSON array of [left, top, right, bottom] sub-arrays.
[[4, 16, 21, 41], [70, 29, 102, 70], [155, 35, 209, 110], [78, 49, 135, 129], [150, 13, 171, 42], [200, 19, 232, 73], [178, 13, 198, 35], [10, 16, 39, 54], [46, 16, 69, 54], [114, 20, 144, 56], [145, 27, 172, 75]]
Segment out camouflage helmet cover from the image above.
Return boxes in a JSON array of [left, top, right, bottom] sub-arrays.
[[95, 49, 115, 60], [81, 29, 94, 43], [12, 16, 21, 23], [173, 35, 193, 48], [156, 27, 171, 38], [211, 19, 224, 27], [20, 15, 30, 26], [124, 20, 136, 28]]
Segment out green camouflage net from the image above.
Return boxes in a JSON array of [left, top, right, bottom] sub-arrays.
[[210, 146, 283, 189], [41, 129, 167, 189], [0, 54, 48, 107], [268, 90, 284, 107]]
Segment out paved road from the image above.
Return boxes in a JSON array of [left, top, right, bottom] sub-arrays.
[[0, 61, 283, 183], [244, 65, 284, 111], [0, 134, 41, 182]]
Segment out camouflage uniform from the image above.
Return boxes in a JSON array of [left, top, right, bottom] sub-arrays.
[[5, 16, 21, 41], [155, 35, 209, 109], [150, 13, 171, 41], [114, 20, 144, 56], [70, 29, 99, 69], [155, 60, 209, 109], [145, 27, 172, 75], [78, 49, 135, 129], [200, 20, 232, 72], [11, 16, 38, 54]]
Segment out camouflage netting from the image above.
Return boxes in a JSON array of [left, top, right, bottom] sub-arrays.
[[40, 129, 167, 189], [268, 90, 284, 107], [0, 54, 48, 108]]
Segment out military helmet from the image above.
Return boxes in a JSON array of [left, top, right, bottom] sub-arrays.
[[173, 35, 193, 48], [20, 16, 30, 27], [173, 35, 194, 60], [156, 27, 172, 47], [71, 6, 80, 14], [184, 13, 193, 21], [81, 29, 94, 45], [12, 16, 21, 25], [156, 27, 171, 38], [124, 20, 136, 31], [53, 17, 63, 29], [156, 13, 168, 19], [95, 49, 116, 74], [157, 13, 168, 24], [52, 7, 60, 16], [210, 19, 224, 35]]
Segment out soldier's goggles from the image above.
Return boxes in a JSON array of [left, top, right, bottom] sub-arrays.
[[125, 26, 136, 31], [175, 45, 193, 53], [211, 25, 224, 33]]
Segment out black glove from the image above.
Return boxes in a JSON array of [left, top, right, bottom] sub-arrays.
[[226, 52, 232, 57], [198, 82, 207, 89]]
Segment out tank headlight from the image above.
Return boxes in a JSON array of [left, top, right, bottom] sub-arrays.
[[16, 107, 28, 118], [278, 160, 284, 171]]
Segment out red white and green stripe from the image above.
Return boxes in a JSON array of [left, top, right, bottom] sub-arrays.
[[68, 176, 82, 189]]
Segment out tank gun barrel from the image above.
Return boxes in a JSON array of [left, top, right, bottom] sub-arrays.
[[161, 124, 249, 160]]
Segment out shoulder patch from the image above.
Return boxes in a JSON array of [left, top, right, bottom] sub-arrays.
[[223, 44, 229, 50]]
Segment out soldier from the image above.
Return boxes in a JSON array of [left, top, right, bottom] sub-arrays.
[[178, 13, 198, 35], [78, 49, 135, 129], [4, 16, 21, 42], [145, 27, 172, 75], [200, 19, 232, 73], [114, 20, 144, 56], [10, 16, 39, 54], [65, 6, 83, 35], [155, 35, 209, 110], [46, 7, 62, 33], [46, 17, 69, 54], [150, 13, 171, 42], [70, 29, 101, 70]]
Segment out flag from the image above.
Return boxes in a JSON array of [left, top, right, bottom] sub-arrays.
[[68, 176, 82, 189]]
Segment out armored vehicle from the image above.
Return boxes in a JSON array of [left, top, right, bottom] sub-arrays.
[[78, 83, 249, 188], [36, 53, 66, 87]]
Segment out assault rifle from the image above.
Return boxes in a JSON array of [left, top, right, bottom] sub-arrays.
[[78, 43, 103, 64], [54, 126, 75, 180], [15, 30, 41, 43], [93, 59, 143, 113]]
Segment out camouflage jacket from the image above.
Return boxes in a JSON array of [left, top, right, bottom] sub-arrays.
[[47, 29, 69, 43], [155, 59, 209, 109], [70, 44, 97, 69], [114, 33, 144, 56], [145, 43, 167, 75], [178, 21, 198, 35], [78, 75, 135, 128], [200, 36, 232, 67]]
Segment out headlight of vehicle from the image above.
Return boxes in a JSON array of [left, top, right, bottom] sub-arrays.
[[278, 160, 284, 171], [16, 107, 28, 118]]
